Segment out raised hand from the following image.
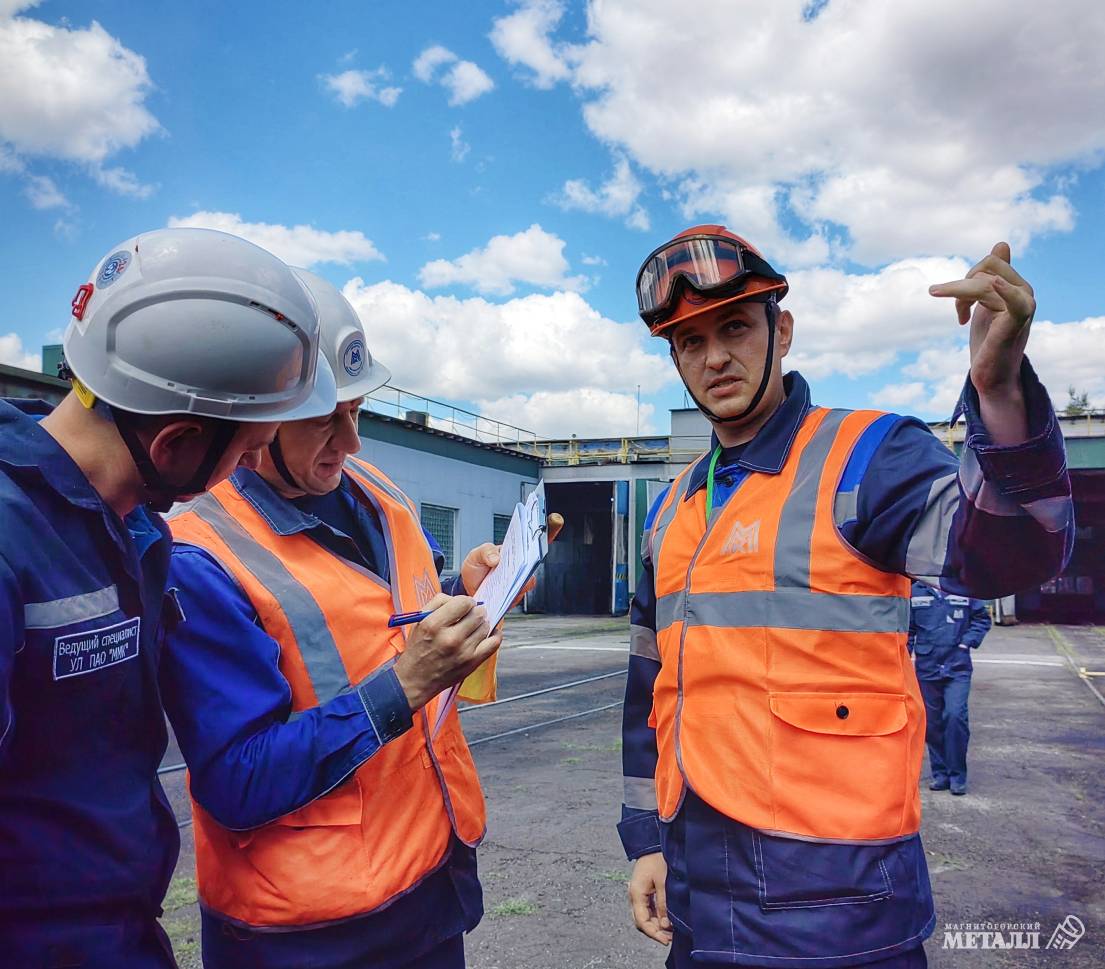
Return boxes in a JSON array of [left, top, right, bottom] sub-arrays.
[[929, 242, 1034, 444]]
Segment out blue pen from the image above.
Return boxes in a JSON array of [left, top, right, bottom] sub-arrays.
[[388, 602, 484, 628]]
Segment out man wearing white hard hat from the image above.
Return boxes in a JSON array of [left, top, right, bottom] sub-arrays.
[[0, 229, 336, 967], [163, 269, 506, 969]]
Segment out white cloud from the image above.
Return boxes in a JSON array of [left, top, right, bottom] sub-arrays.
[[424, 231, 442, 242], [166, 212, 385, 267], [0, 2, 43, 16], [870, 317, 1105, 418], [581, 254, 606, 266], [320, 68, 401, 108], [341, 279, 672, 415], [784, 256, 971, 378], [0, 12, 159, 166], [22, 172, 65, 209], [554, 154, 649, 230], [91, 164, 154, 199], [412, 44, 494, 105], [0, 143, 20, 172], [877, 344, 971, 417], [477, 389, 657, 437], [516, 0, 1105, 266], [489, 0, 575, 89], [418, 224, 586, 295], [869, 382, 927, 410], [0, 332, 39, 372], [449, 125, 470, 163], [1029, 318, 1105, 411], [443, 60, 495, 106], [413, 44, 456, 82]]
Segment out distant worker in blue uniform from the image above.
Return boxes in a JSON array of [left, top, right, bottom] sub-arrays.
[[619, 226, 1073, 968], [908, 582, 992, 795], [162, 270, 512, 969], [0, 229, 336, 968]]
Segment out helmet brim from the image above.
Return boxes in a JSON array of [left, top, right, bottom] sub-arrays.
[[649, 280, 788, 338], [337, 360, 391, 403]]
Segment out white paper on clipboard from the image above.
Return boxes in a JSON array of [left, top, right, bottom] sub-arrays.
[[432, 483, 548, 736]]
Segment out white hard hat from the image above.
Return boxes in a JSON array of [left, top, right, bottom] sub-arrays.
[[63, 228, 337, 421], [292, 268, 390, 403]]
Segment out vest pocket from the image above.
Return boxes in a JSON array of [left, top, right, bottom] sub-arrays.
[[766, 692, 909, 839], [751, 829, 893, 910]]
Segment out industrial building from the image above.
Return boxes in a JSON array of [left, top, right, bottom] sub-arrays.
[[5, 351, 1104, 623]]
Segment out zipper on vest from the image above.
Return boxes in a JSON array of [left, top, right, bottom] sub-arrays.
[[670, 473, 750, 819]]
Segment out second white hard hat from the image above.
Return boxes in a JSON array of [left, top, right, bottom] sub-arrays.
[[292, 268, 390, 403]]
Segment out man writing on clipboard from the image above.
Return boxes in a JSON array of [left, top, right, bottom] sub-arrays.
[[161, 270, 555, 969]]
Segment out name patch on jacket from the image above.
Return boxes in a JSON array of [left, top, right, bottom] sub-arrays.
[[53, 617, 141, 680]]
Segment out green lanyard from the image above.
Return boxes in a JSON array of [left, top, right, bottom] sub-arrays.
[[704, 445, 723, 520]]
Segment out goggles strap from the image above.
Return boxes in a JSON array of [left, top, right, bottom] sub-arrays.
[[267, 432, 303, 491], [110, 406, 238, 513]]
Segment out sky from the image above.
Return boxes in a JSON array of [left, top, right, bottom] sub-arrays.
[[1, 0, 1103, 439]]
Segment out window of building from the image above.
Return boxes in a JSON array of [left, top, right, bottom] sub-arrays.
[[493, 514, 512, 546], [421, 503, 458, 570]]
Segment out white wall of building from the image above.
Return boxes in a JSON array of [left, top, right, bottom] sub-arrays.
[[357, 436, 538, 572]]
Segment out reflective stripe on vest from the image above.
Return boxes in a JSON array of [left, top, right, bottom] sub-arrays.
[[649, 408, 922, 843], [168, 465, 486, 928], [183, 495, 350, 705]]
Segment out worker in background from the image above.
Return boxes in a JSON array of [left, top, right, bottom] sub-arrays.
[[908, 582, 992, 795], [619, 226, 1073, 968], [162, 269, 516, 969], [0, 229, 335, 968]]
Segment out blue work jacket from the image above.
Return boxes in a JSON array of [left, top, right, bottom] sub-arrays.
[[0, 399, 179, 919], [620, 363, 1073, 967], [161, 468, 480, 967], [908, 582, 991, 680]]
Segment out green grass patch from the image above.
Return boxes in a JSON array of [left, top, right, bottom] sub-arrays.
[[595, 869, 628, 882], [562, 756, 582, 765], [490, 898, 539, 917], [162, 875, 197, 913], [562, 739, 622, 753]]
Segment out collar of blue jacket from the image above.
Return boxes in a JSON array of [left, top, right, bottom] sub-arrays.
[[0, 397, 163, 554], [0, 398, 107, 513], [684, 371, 812, 499], [226, 466, 328, 537]]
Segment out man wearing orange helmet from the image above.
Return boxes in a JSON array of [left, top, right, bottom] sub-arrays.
[[619, 226, 1073, 967]]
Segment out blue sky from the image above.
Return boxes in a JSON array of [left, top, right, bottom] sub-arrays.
[[2, 0, 1103, 437]]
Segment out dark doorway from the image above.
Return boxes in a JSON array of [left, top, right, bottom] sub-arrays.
[[531, 482, 614, 614], [1017, 470, 1105, 622]]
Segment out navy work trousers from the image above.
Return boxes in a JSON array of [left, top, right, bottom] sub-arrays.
[[920, 675, 971, 786], [0, 908, 176, 969], [666, 932, 928, 968]]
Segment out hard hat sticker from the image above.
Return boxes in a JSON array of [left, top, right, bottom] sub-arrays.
[[96, 250, 131, 288], [343, 338, 365, 377]]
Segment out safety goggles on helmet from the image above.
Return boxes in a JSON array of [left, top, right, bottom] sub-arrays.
[[636, 234, 788, 330]]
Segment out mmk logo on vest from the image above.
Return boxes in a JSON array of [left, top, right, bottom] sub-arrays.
[[723, 520, 760, 556]]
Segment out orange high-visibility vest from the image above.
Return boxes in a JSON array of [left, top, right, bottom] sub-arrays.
[[168, 457, 486, 928], [648, 408, 923, 842]]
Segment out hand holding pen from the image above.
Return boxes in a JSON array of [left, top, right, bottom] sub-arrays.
[[390, 594, 500, 712]]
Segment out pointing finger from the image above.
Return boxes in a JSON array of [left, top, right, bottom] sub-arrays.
[[965, 251, 1030, 292]]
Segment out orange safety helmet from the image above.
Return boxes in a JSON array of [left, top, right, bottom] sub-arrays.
[[636, 225, 788, 338]]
